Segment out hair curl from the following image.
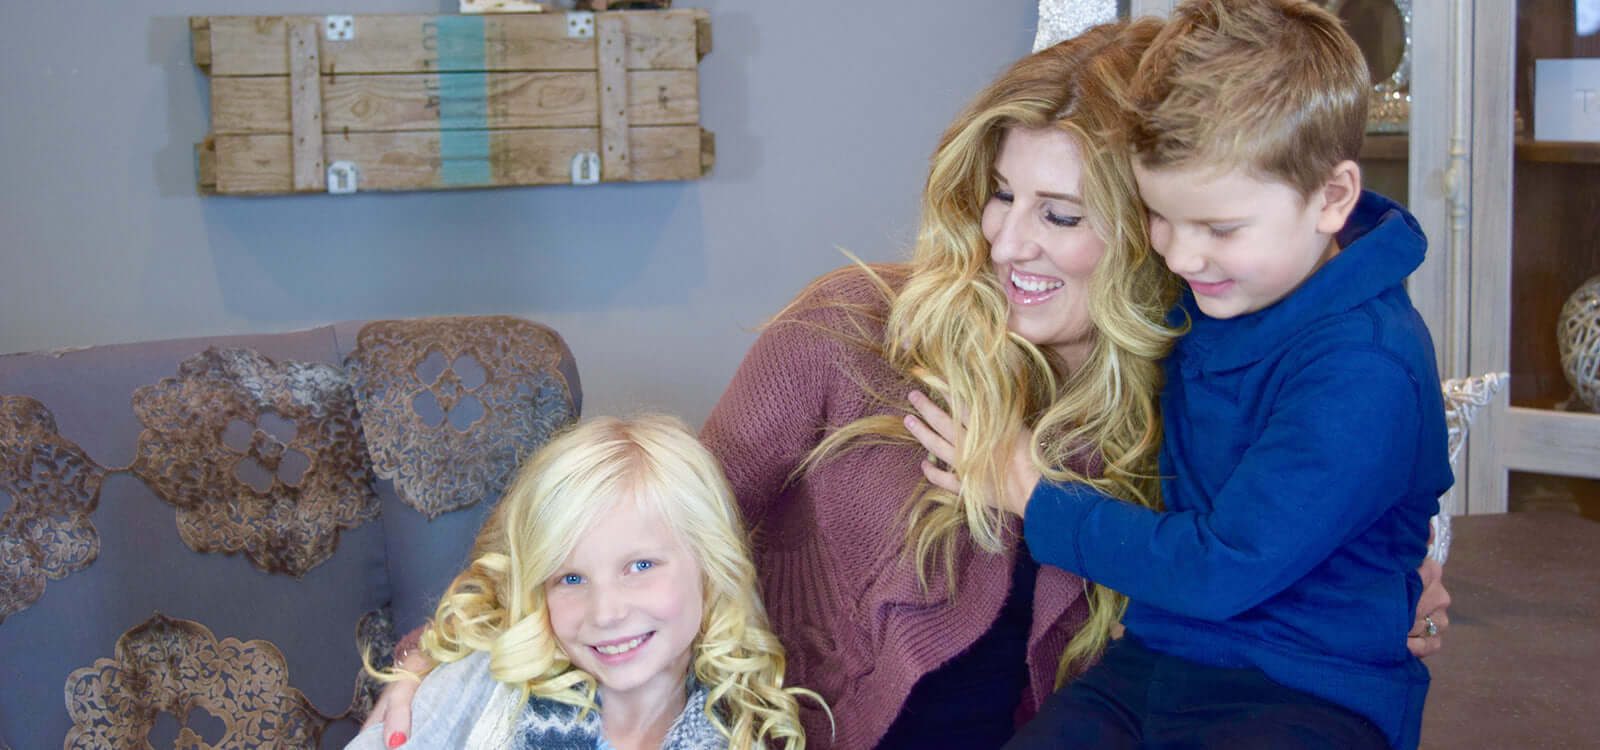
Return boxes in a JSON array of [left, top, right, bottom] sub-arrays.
[[796, 19, 1180, 685], [384, 415, 822, 749]]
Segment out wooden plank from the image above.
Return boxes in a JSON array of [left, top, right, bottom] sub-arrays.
[[195, 138, 217, 194], [698, 127, 715, 175], [596, 14, 631, 180], [190, 17, 212, 71], [214, 135, 293, 194], [203, 12, 699, 76], [1502, 407, 1600, 480], [209, 126, 702, 193], [618, 11, 699, 70], [459, 0, 549, 12], [210, 70, 695, 135], [288, 20, 325, 191], [694, 9, 712, 61]]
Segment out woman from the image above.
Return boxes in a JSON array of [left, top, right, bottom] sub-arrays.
[[699, 19, 1176, 748], [369, 19, 1449, 748]]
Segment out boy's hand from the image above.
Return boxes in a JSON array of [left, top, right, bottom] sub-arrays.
[[905, 390, 1039, 517], [1406, 558, 1450, 658]]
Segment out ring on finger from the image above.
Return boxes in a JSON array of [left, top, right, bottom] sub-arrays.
[[1423, 614, 1438, 638]]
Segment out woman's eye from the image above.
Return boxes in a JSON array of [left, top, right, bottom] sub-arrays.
[[1045, 210, 1082, 228], [991, 189, 1014, 203], [629, 560, 655, 573], [1209, 225, 1238, 238], [557, 573, 583, 586]]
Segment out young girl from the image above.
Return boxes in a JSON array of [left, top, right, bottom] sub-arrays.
[[348, 414, 820, 750]]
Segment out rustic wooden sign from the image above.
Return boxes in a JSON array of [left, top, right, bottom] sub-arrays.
[[191, 10, 712, 194]]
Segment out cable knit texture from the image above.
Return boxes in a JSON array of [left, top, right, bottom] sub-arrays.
[[701, 266, 1092, 749], [344, 651, 725, 750]]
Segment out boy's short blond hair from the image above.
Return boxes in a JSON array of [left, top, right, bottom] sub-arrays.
[[1129, 0, 1369, 197]]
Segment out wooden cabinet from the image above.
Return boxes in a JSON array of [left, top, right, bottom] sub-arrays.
[[1410, 0, 1600, 516]]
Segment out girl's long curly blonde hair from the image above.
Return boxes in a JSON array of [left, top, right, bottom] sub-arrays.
[[408, 414, 821, 749], [799, 19, 1181, 686]]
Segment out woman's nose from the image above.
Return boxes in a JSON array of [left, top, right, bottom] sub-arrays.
[[988, 210, 1038, 264]]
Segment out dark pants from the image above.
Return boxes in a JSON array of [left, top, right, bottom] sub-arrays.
[[1004, 636, 1389, 750]]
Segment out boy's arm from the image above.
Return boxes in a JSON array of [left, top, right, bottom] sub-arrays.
[[1025, 351, 1430, 621]]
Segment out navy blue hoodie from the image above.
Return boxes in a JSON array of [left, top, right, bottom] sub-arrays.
[[1025, 191, 1452, 749]]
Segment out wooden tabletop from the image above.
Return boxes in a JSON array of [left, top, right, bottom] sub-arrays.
[[1420, 512, 1600, 749]]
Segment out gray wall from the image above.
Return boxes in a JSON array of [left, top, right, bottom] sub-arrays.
[[1, 0, 1037, 426]]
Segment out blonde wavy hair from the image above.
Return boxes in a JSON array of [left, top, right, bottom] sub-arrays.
[[399, 414, 820, 749], [797, 19, 1180, 686]]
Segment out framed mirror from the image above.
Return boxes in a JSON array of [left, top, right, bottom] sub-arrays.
[[1323, 0, 1412, 133]]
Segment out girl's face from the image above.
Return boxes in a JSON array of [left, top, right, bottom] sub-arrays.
[[982, 126, 1108, 371], [544, 494, 703, 706]]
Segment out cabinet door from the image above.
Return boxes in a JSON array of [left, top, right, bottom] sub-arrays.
[[1465, 0, 1600, 517]]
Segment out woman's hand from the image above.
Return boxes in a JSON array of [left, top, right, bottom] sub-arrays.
[[1406, 557, 1450, 658], [362, 648, 430, 747], [905, 390, 1040, 517]]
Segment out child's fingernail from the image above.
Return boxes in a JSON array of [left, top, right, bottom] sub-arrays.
[[388, 732, 407, 748]]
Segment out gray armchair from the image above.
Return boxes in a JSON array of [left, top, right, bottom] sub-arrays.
[[0, 316, 580, 748]]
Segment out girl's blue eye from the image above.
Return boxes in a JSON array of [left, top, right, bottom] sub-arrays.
[[558, 573, 583, 585], [1045, 211, 1082, 228], [629, 560, 655, 573]]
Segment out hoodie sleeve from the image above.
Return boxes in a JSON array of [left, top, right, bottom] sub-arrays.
[[1023, 349, 1426, 621]]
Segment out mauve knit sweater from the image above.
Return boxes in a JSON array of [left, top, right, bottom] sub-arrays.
[[700, 266, 1092, 749]]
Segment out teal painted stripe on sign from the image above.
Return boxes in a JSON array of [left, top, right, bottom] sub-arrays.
[[441, 129, 493, 187], [435, 15, 487, 72], [439, 73, 490, 130], [433, 16, 491, 186]]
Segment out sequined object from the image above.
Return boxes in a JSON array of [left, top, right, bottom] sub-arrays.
[[0, 396, 107, 624], [1034, 0, 1117, 52], [1559, 276, 1600, 412], [1433, 372, 1510, 563], [63, 613, 332, 748]]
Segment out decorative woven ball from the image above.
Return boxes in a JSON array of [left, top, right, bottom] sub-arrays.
[[1557, 275, 1600, 412]]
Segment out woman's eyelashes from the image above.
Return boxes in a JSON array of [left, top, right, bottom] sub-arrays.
[[1044, 210, 1082, 228], [1208, 224, 1239, 238], [990, 189, 1083, 228]]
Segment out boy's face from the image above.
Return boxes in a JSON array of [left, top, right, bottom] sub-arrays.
[[1133, 163, 1342, 319], [544, 493, 702, 708]]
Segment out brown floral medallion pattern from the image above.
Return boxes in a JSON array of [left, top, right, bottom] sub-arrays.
[[128, 348, 378, 577], [63, 613, 331, 748], [0, 395, 108, 624], [348, 606, 399, 726], [346, 316, 577, 518]]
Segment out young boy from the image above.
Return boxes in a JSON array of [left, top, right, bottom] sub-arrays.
[[1011, 1, 1452, 748]]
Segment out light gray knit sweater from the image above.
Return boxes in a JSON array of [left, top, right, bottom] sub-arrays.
[[345, 652, 726, 750]]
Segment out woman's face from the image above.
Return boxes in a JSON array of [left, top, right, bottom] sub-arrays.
[[982, 127, 1107, 371]]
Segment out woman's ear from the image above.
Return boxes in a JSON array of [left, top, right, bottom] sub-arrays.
[[1315, 160, 1362, 234]]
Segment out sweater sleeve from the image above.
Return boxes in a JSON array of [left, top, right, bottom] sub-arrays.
[[1024, 351, 1424, 621], [700, 307, 839, 534]]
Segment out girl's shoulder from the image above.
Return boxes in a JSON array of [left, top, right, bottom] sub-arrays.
[[662, 681, 732, 750]]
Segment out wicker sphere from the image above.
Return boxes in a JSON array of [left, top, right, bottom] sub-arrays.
[[1558, 275, 1600, 412]]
